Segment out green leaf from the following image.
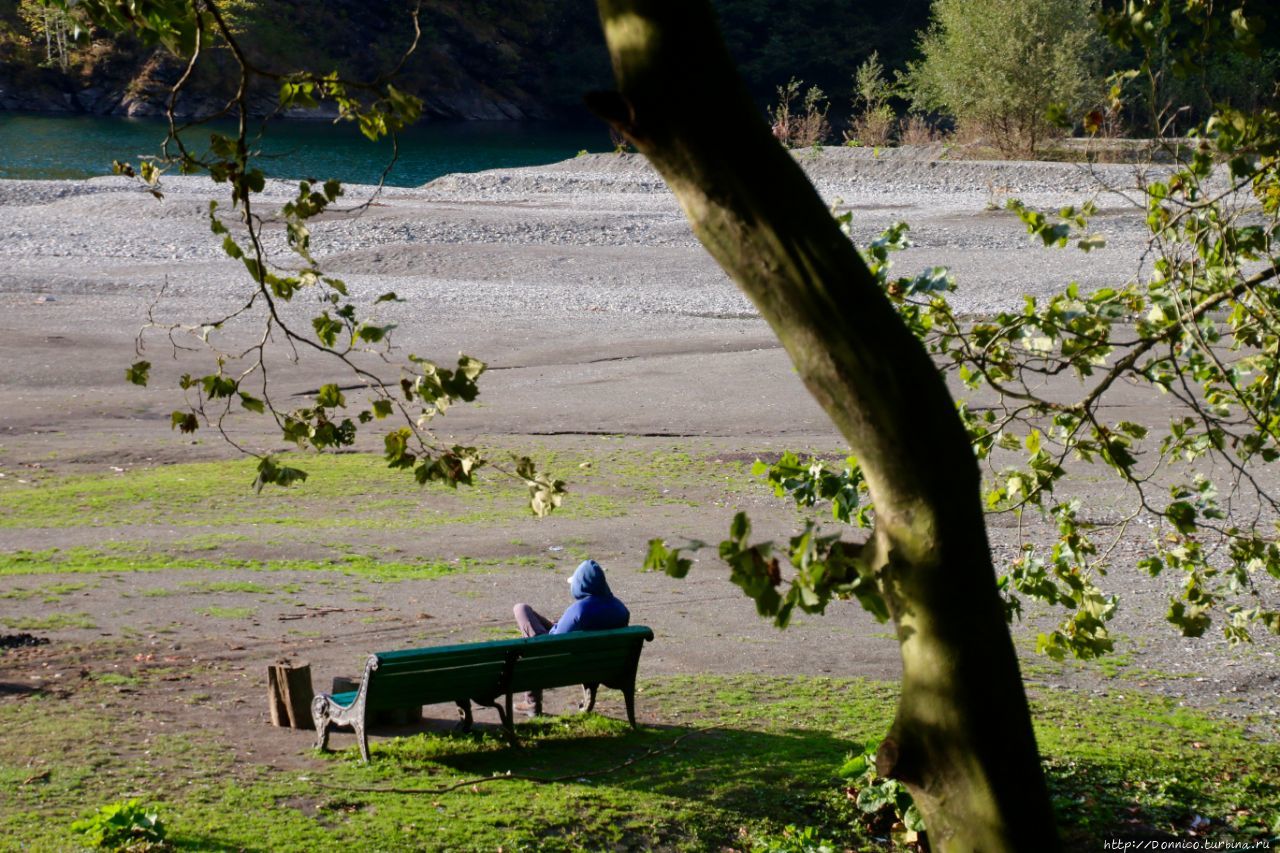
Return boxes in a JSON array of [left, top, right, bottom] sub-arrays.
[[644, 538, 694, 578], [125, 360, 151, 387], [837, 753, 868, 779], [1166, 501, 1198, 534], [170, 411, 198, 433], [384, 428, 416, 469], [253, 456, 308, 493], [200, 374, 237, 399], [209, 133, 237, 160], [357, 324, 394, 344], [456, 354, 486, 381], [1076, 234, 1106, 252], [315, 384, 346, 409], [312, 314, 343, 347]]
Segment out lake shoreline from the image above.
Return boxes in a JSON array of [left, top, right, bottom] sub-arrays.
[[0, 113, 611, 185]]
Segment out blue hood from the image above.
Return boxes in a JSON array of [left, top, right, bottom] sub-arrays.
[[550, 559, 629, 635], [570, 559, 612, 599]]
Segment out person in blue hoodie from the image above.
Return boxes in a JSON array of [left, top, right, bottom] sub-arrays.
[[511, 558, 630, 714]]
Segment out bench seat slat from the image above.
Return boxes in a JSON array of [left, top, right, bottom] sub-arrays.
[[372, 655, 509, 676], [509, 664, 632, 692], [367, 673, 506, 708], [372, 657, 510, 677], [510, 644, 640, 668], [518, 637, 643, 657]]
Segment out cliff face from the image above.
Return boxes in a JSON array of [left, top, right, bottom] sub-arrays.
[[0, 0, 929, 120]]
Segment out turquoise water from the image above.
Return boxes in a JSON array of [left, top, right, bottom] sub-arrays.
[[0, 113, 611, 185]]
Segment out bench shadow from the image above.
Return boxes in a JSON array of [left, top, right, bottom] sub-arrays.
[[344, 708, 861, 824], [0, 682, 43, 697]]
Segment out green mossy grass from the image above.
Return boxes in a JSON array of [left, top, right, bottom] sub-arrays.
[[0, 448, 762, 581], [1, 611, 96, 630], [0, 547, 548, 580], [0, 449, 754, 532], [0, 581, 91, 602], [0, 675, 1275, 850]]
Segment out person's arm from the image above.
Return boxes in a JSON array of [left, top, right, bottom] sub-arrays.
[[548, 600, 584, 635]]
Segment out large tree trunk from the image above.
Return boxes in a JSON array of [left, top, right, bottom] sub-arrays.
[[589, 2, 1060, 849]]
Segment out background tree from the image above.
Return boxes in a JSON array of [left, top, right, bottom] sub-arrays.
[[1099, 0, 1280, 136], [904, 0, 1102, 154], [15, 0, 71, 69]]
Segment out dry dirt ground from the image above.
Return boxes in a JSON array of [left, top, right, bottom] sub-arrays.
[[0, 149, 1276, 773]]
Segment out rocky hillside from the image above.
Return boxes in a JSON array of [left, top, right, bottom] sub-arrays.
[[0, 0, 929, 120]]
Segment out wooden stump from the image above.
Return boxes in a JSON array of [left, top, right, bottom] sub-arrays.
[[332, 677, 422, 727], [268, 662, 315, 729]]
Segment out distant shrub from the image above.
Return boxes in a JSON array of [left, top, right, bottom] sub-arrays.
[[898, 115, 946, 146], [848, 108, 895, 147], [846, 51, 897, 147], [769, 78, 831, 148], [609, 127, 632, 154]]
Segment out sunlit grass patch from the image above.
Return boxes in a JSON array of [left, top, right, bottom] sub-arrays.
[[0, 448, 761, 533], [194, 606, 255, 619], [0, 452, 634, 531], [0, 581, 91, 602], [0, 546, 541, 580], [1, 611, 96, 630]]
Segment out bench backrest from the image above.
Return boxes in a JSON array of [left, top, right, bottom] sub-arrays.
[[362, 626, 653, 711]]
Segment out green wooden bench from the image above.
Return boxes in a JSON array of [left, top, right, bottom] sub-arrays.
[[311, 625, 654, 762]]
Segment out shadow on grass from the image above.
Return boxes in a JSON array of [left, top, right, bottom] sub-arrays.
[[0, 682, 42, 697], [315, 711, 1280, 850], [1045, 755, 1280, 851], [312, 712, 864, 847]]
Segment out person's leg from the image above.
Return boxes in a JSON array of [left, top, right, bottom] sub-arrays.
[[512, 604, 552, 711], [513, 603, 553, 637]]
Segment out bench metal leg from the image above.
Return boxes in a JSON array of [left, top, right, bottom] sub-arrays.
[[355, 717, 370, 764], [623, 685, 638, 728], [491, 701, 511, 733], [455, 701, 474, 732], [312, 696, 332, 751], [473, 697, 514, 734], [580, 684, 599, 713]]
